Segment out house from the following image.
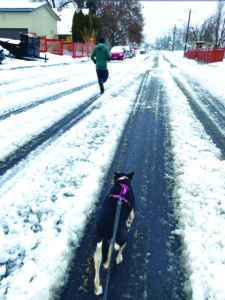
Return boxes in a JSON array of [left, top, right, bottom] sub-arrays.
[[0, 2, 60, 40]]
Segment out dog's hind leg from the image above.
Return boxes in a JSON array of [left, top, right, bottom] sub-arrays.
[[126, 209, 135, 232], [93, 241, 103, 295], [103, 242, 112, 270], [116, 243, 126, 265]]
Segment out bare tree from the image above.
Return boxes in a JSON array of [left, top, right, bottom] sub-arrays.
[[155, 34, 172, 50], [188, 23, 206, 43], [203, 16, 216, 44], [183, 2, 225, 47], [203, 1, 225, 46], [31, 0, 83, 10], [216, 1, 225, 46], [96, 0, 144, 47], [218, 17, 225, 46], [156, 1, 225, 49]]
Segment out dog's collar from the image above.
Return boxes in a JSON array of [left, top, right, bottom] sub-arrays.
[[117, 176, 129, 181]]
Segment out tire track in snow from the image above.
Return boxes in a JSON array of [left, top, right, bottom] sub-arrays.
[[0, 60, 88, 76], [0, 62, 91, 91], [1, 75, 69, 93], [0, 70, 123, 121], [0, 81, 96, 121], [161, 53, 225, 158], [0, 94, 99, 176], [182, 79, 225, 124], [0, 57, 152, 175], [59, 66, 185, 300], [173, 76, 225, 159], [58, 70, 151, 300], [105, 71, 184, 300]]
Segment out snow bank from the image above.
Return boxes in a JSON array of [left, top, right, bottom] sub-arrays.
[[160, 54, 225, 300]]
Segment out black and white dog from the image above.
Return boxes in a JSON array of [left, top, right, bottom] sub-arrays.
[[93, 172, 135, 295]]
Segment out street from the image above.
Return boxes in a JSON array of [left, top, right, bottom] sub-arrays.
[[0, 52, 224, 299], [59, 56, 185, 300]]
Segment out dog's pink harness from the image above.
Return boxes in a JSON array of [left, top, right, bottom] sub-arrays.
[[112, 183, 130, 205]]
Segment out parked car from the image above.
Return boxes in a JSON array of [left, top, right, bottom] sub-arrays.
[[131, 49, 136, 57], [111, 46, 126, 60], [140, 49, 146, 54], [134, 48, 138, 56], [129, 49, 136, 58], [121, 46, 132, 58], [125, 49, 133, 58]]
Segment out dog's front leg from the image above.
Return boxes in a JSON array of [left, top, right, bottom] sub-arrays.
[[116, 243, 126, 264], [93, 241, 103, 295]]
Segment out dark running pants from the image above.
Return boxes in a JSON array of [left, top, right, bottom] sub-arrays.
[[96, 69, 109, 84]]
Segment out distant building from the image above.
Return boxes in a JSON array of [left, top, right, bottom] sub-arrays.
[[57, 8, 75, 42], [0, 2, 60, 40]]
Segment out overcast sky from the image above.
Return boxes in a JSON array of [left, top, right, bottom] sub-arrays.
[[1, 0, 219, 44], [141, 1, 218, 43]]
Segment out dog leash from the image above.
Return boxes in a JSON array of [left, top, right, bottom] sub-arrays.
[[103, 196, 123, 300], [103, 183, 130, 299]]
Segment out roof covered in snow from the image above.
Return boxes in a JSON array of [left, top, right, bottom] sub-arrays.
[[0, 2, 45, 11], [55, 8, 75, 35], [0, 2, 60, 20]]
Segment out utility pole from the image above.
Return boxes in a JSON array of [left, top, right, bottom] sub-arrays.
[[184, 9, 191, 53]]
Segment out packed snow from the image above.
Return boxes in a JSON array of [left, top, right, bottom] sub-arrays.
[[0, 50, 225, 300], [159, 54, 225, 300]]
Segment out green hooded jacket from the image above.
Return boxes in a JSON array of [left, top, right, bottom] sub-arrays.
[[91, 43, 111, 70]]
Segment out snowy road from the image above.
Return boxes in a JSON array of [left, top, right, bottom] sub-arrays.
[[163, 54, 225, 158], [60, 58, 185, 300], [0, 52, 225, 300]]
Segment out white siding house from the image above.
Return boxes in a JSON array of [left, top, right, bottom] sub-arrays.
[[0, 2, 60, 40]]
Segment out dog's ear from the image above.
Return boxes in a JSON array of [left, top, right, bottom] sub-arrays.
[[127, 172, 134, 180], [114, 172, 120, 180]]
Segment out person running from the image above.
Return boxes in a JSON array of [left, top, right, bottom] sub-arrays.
[[91, 37, 111, 94]]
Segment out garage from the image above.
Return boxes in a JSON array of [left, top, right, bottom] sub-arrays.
[[0, 28, 28, 40]]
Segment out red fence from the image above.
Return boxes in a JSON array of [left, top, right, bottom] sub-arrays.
[[184, 47, 225, 63], [40, 36, 94, 58]]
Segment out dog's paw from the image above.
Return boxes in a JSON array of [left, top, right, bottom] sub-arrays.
[[116, 254, 123, 264], [103, 262, 110, 269], [114, 243, 120, 251], [95, 285, 103, 295]]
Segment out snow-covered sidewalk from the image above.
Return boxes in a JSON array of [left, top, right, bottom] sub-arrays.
[[159, 55, 225, 300]]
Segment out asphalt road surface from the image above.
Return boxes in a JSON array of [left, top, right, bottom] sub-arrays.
[[59, 57, 185, 300]]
